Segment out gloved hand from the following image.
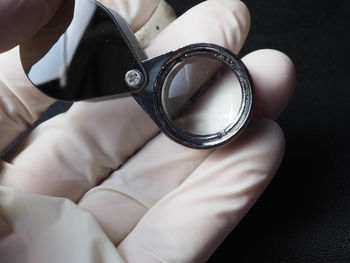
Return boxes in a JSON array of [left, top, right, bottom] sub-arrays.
[[0, 0, 296, 262]]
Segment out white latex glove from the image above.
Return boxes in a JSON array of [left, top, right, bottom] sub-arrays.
[[0, 0, 296, 262]]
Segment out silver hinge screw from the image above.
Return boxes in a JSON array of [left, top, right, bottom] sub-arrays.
[[125, 69, 143, 89]]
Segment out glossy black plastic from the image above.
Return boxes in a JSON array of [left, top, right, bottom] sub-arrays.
[[23, 0, 146, 101]]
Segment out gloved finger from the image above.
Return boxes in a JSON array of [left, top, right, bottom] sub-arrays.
[[0, 186, 124, 263], [19, 0, 74, 72], [0, 0, 74, 53], [78, 134, 211, 244], [0, 0, 174, 155], [77, 48, 295, 245], [2, 0, 251, 201], [0, 48, 55, 153], [0, 0, 175, 199], [145, 0, 250, 57], [117, 119, 285, 262], [242, 49, 296, 119], [0, 0, 74, 153]]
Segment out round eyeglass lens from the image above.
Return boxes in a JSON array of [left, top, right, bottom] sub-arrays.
[[161, 56, 243, 136]]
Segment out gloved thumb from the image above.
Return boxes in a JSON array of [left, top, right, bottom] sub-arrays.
[[0, 0, 74, 53]]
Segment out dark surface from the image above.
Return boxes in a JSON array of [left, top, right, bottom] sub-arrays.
[[172, 0, 350, 262], [169, 0, 350, 262], [43, 0, 350, 262]]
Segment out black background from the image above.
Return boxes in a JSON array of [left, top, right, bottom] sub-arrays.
[[167, 0, 350, 262], [42, 0, 350, 262]]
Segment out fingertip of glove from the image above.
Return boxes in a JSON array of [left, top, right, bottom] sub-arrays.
[[243, 49, 296, 120], [209, 0, 251, 31], [205, 0, 251, 53], [248, 119, 286, 154]]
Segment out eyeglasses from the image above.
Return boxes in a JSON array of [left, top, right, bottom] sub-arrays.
[[21, 0, 254, 149]]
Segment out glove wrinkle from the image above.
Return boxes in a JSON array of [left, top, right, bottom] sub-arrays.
[[117, 120, 285, 263], [0, 213, 11, 238], [0, 186, 126, 263], [118, 242, 167, 263], [0, 47, 55, 154], [0, 1, 297, 262], [209, 0, 250, 55]]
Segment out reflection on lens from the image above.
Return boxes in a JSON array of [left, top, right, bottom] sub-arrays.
[[161, 56, 243, 136]]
